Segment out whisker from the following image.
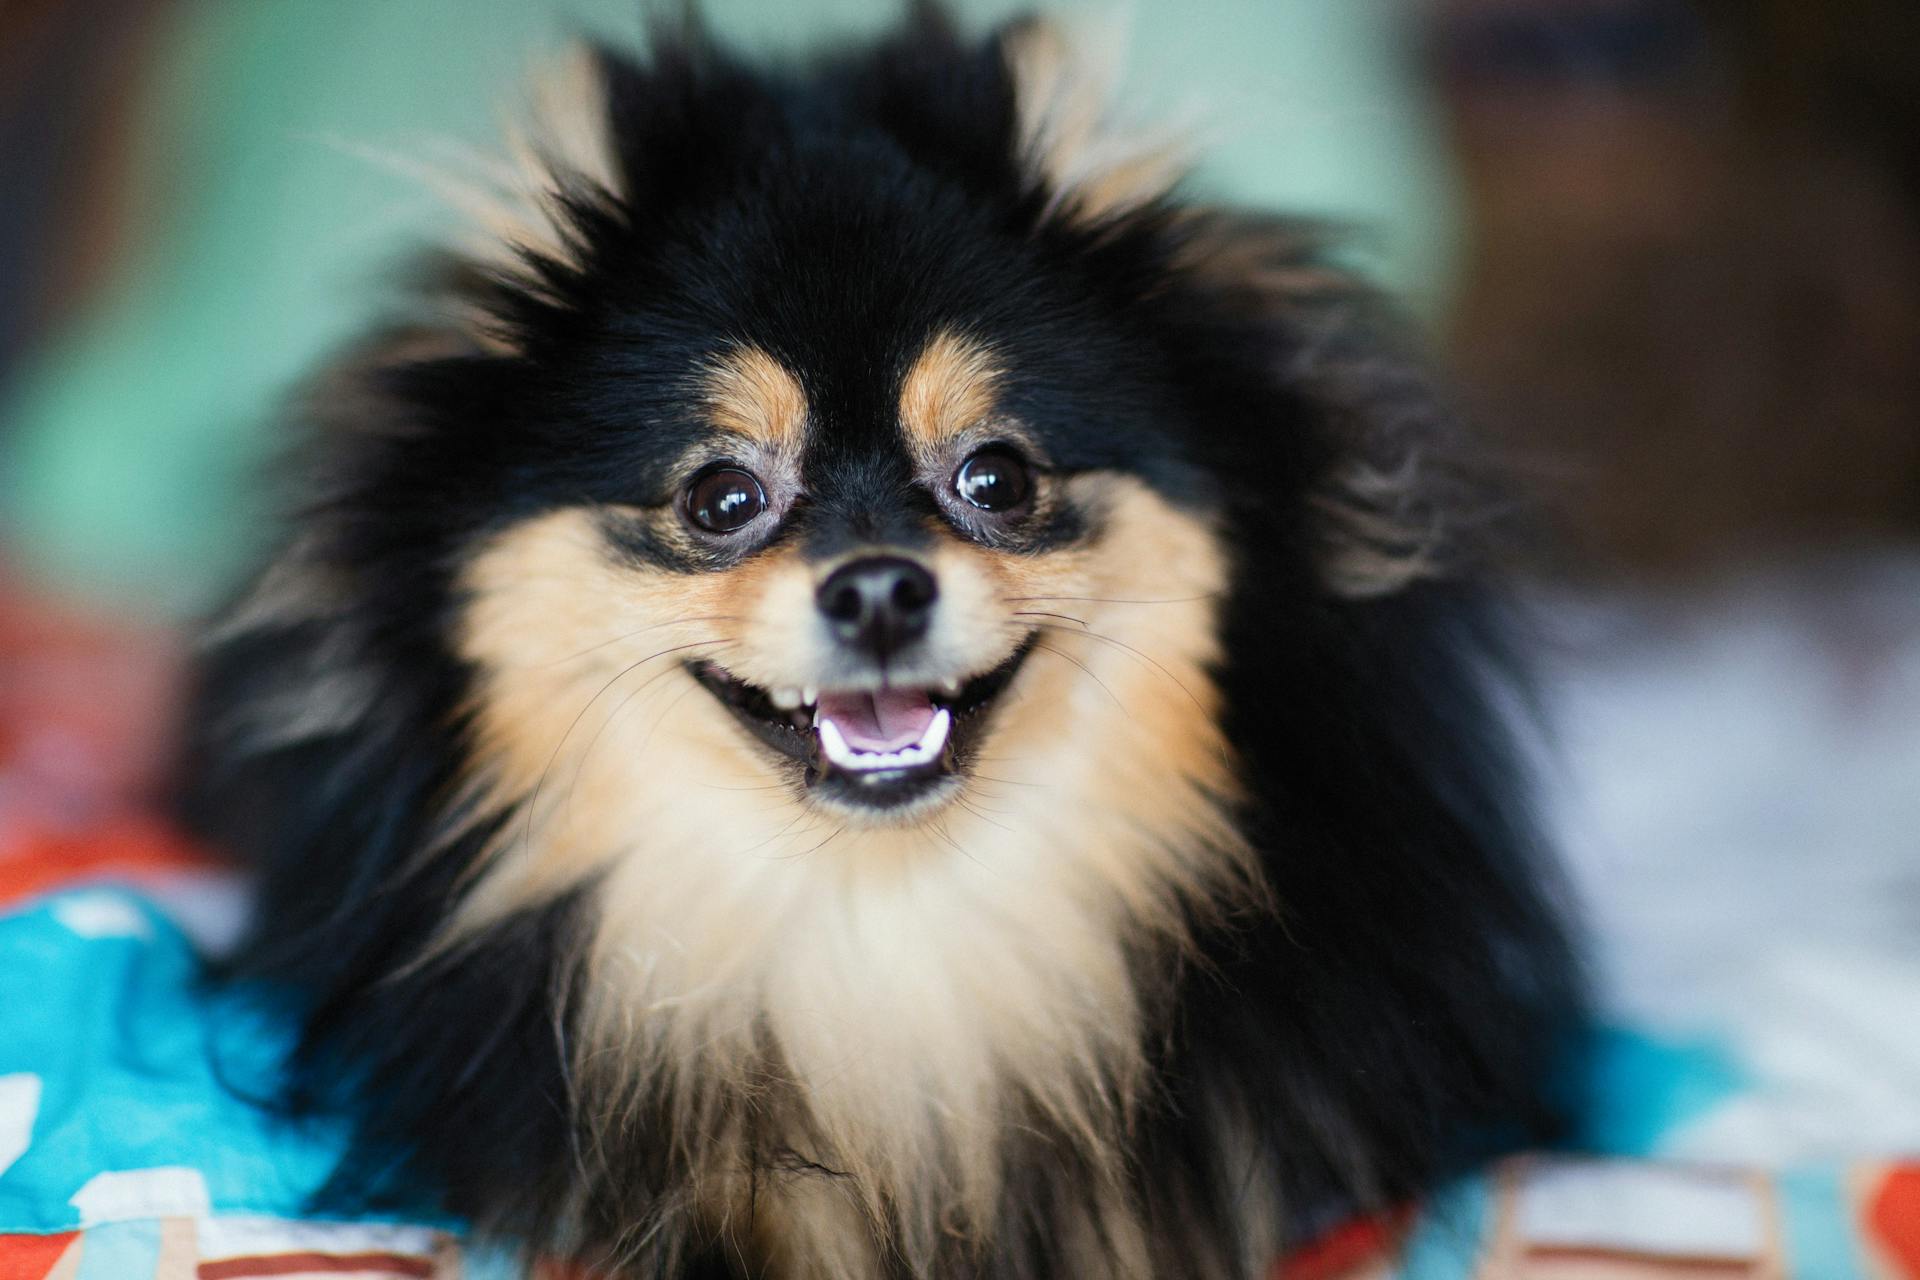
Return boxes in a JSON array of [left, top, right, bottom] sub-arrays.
[[739, 804, 816, 858], [562, 673, 710, 840], [1025, 622, 1207, 716], [772, 821, 847, 862], [969, 753, 1044, 769], [563, 661, 693, 814], [956, 796, 1015, 834], [762, 812, 827, 862], [928, 816, 989, 871], [1030, 639, 1125, 714], [540, 615, 745, 667], [956, 790, 1019, 816], [1010, 609, 1088, 626], [1004, 592, 1221, 606], [518, 636, 733, 861], [625, 679, 704, 770]]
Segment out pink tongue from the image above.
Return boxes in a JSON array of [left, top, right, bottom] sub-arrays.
[[815, 687, 936, 753]]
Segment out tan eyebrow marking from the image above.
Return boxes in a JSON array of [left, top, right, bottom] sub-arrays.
[[702, 346, 808, 449], [899, 329, 1002, 451]]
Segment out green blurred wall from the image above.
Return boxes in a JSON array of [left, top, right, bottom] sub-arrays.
[[0, 0, 1457, 616]]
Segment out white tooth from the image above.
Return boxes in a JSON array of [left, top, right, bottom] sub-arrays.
[[918, 708, 952, 755], [818, 707, 952, 774], [771, 687, 802, 710], [819, 717, 854, 768], [802, 685, 819, 706], [939, 677, 962, 695]]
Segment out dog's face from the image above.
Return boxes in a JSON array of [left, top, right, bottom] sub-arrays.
[[581, 328, 1129, 821], [462, 314, 1213, 827]]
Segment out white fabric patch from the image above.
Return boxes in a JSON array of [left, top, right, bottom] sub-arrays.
[[135, 870, 253, 956], [51, 892, 153, 940], [1514, 1158, 1766, 1258], [0, 1073, 42, 1178], [196, 1215, 443, 1262], [69, 1166, 212, 1226], [1536, 554, 1920, 1160]]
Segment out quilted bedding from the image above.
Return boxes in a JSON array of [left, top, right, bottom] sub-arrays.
[[0, 827, 1914, 1278]]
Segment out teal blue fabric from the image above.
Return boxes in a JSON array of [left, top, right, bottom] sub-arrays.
[[1565, 1023, 1746, 1157], [0, 0, 1457, 617], [0, 889, 404, 1234], [1392, 1177, 1493, 1279], [1777, 1168, 1876, 1280], [72, 1221, 162, 1280]]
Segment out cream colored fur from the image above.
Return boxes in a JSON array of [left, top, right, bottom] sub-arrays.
[[448, 476, 1257, 1274]]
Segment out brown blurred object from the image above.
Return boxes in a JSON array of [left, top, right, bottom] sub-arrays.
[[1431, 0, 1920, 578], [0, 0, 165, 390]]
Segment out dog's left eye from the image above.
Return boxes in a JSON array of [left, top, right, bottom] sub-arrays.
[[685, 466, 767, 533]]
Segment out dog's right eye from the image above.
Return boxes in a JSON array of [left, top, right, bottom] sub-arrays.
[[953, 446, 1032, 514], [685, 466, 767, 534]]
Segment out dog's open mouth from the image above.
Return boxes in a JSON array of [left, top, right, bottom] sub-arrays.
[[688, 639, 1033, 811]]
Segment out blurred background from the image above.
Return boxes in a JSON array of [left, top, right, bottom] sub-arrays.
[[1, 0, 1916, 1168]]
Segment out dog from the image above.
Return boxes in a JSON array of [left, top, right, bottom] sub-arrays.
[[182, 10, 1582, 1277]]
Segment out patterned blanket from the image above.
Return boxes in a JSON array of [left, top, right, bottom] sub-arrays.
[[0, 819, 1913, 1280]]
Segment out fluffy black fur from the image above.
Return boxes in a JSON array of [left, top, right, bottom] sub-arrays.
[[183, 9, 1584, 1277]]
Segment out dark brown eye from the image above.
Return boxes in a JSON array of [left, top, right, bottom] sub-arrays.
[[685, 466, 767, 534], [953, 447, 1031, 513]]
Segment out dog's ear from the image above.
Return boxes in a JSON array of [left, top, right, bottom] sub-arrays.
[[328, 43, 629, 353], [985, 15, 1493, 599], [993, 14, 1190, 228], [1170, 209, 1500, 598], [368, 36, 789, 354]]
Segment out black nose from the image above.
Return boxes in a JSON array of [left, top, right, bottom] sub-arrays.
[[816, 556, 938, 658]]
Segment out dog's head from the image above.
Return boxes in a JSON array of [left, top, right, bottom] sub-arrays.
[[191, 14, 1533, 1263], [429, 23, 1234, 834], [458, 259, 1243, 816], [210, 13, 1460, 938]]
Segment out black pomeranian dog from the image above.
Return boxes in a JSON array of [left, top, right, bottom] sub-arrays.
[[184, 9, 1581, 1278]]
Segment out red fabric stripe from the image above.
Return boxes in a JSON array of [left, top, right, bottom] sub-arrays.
[[1867, 1164, 1920, 1279], [1274, 1207, 1410, 1280], [0, 817, 218, 910], [0, 1232, 78, 1280], [1521, 1246, 1754, 1272]]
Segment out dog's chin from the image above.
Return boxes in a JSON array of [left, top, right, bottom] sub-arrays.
[[688, 636, 1035, 821]]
